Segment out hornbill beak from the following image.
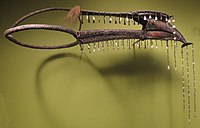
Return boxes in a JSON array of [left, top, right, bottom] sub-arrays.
[[144, 19, 192, 47]]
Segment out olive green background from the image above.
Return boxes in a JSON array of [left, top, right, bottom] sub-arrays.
[[0, 0, 200, 128]]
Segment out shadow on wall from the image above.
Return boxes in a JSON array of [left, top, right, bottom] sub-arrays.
[[35, 52, 172, 128]]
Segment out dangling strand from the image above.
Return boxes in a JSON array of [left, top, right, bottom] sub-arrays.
[[124, 16, 126, 25], [115, 15, 117, 24], [150, 40, 154, 49], [155, 40, 158, 49], [132, 40, 136, 58], [121, 39, 125, 49], [97, 42, 100, 51], [166, 40, 170, 70], [181, 48, 186, 111], [98, 12, 101, 23], [87, 14, 90, 23], [101, 41, 105, 51], [128, 39, 131, 50], [138, 40, 141, 49], [93, 43, 96, 52], [131, 14, 134, 25], [111, 40, 115, 50], [80, 44, 84, 54], [106, 40, 109, 50], [171, 40, 173, 49], [144, 40, 147, 49], [109, 15, 112, 23], [103, 14, 106, 24], [116, 40, 120, 50], [186, 46, 191, 124], [174, 41, 177, 71], [119, 14, 122, 24], [92, 15, 95, 23], [87, 43, 91, 53], [192, 44, 197, 117]]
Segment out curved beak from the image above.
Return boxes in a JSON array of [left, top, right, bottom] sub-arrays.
[[145, 19, 192, 47]]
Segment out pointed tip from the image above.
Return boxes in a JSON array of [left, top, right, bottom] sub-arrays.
[[181, 42, 193, 48]]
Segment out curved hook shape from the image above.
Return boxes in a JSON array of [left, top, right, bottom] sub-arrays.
[[12, 7, 71, 27]]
